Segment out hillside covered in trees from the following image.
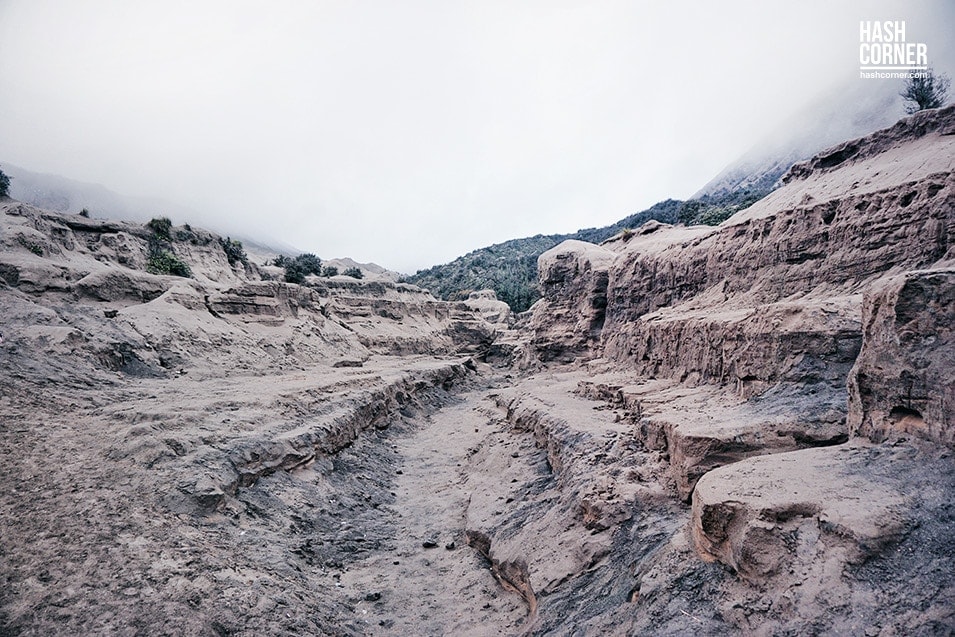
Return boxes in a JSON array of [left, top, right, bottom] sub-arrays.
[[406, 188, 766, 312]]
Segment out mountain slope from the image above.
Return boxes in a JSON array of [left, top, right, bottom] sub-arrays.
[[405, 190, 771, 312], [409, 82, 908, 312], [694, 79, 900, 199], [405, 199, 683, 311]]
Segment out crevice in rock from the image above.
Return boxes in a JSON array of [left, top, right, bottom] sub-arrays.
[[465, 529, 538, 616]]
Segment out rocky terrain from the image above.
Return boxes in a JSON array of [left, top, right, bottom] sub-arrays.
[[1, 106, 953, 636]]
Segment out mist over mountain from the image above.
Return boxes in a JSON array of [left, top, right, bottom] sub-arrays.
[[407, 77, 919, 311], [3, 162, 198, 224], [2, 162, 306, 266], [694, 75, 904, 198]]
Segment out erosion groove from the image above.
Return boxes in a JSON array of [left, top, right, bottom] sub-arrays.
[[465, 530, 539, 615], [217, 362, 475, 508]]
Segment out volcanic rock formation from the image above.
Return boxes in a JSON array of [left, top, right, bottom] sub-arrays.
[[1, 106, 953, 636]]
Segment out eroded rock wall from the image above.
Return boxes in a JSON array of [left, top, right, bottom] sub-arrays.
[[527, 239, 617, 362], [0, 202, 497, 376], [530, 106, 955, 395], [518, 108, 955, 630], [848, 268, 955, 446]]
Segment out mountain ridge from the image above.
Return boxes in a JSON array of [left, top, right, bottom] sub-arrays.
[[407, 81, 909, 311]]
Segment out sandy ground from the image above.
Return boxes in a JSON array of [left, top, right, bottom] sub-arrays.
[[0, 353, 542, 635], [2, 358, 954, 636], [336, 388, 530, 635]]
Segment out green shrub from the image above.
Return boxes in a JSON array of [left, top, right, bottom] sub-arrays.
[[342, 267, 363, 279], [277, 253, 323, 284], [147, 248, 191, 277], [295, 253, 322, 276], [0, 168, 10, 198], [147, 217, 173, 241], [79, 208, 90, 218], [219, 237, 248, 267], [697, 207, 735, 226], [677, 200, 704, 225], [284, 261, 306, 284], [901, 67, 950, 113], [321, 265, 339, 277]]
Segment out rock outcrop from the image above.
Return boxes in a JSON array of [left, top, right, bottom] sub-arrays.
[[848, 267, 955, 447], [510, 106, 955, 632], [528, 239, 617, 362], [602, 116, 953, 388], [0, 202, 498, 376]]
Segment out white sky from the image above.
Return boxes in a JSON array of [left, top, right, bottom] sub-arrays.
[[1, 0, 952, 272]]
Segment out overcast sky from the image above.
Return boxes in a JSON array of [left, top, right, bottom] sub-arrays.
[[1, 1, 952, 273]]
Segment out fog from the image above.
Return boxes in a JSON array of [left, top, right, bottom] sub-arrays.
[[1, 1, 952, 273]]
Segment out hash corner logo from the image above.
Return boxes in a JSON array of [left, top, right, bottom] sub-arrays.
[[859, 20, 929, 80]]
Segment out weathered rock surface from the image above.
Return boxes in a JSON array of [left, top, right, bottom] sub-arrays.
[[508, 106, 955, 633], [686, 441, 955, 635], [599, 118, 954, 386], [848, 268, 955, 447], [0, 199, 506, 634], [528, 239, 617, 362], [583, 375, 849, 500], [692, 445, 908, 581]]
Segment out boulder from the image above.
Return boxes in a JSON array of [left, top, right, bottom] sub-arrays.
[[691, 444, 909, 582], [74, 268, 169, 303]]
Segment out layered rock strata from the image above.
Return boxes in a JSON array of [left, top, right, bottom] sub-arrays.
[[514, 106, 955, 632]]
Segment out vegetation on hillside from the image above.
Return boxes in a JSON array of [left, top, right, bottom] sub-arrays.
[[405, 190, 768, 313], [406, 235, 560, 312], [146, 216, 192, 277], [146, 248, 192, 277], [676, 187, 768, 226], [274, 253, 325, 284], [901, 67, 950, 114], [146, 216, 173, 242], [219, 237, 248, 268], [0, 167, 12, 198]]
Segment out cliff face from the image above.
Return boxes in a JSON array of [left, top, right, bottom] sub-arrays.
[[503, 106, 955, 633], [529, 239, 616, 362], [600, 106, 954, 390], [531, 106, 954, 396], [848, 268, 955, 446]]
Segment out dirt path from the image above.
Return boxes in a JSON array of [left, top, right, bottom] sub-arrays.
[[337, 388, 531, 636]]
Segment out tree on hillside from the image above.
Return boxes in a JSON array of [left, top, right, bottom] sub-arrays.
[[901, 68, 950, 114], [0, 168, 11, 198], [219, 237, 248, 268], [278, 252, 323, 284], [295, 253, 323, 276]]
